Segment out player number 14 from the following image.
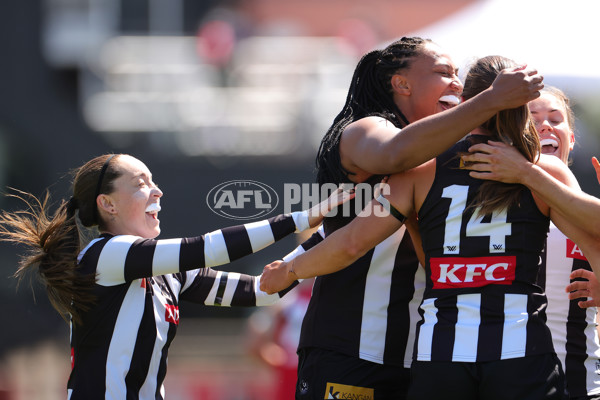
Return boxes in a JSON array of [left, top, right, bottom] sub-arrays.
[[441, 184, 511, 254]]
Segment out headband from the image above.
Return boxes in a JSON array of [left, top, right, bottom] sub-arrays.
[[93, 154, 115, 218]]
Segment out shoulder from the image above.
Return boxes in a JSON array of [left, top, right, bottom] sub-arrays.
[[340, 116, 399, 161], [537, 153, 566, 171], [342, 116, 396, 140], [387, 159, 435, 208], [388, 159, 435, 182], [537, 154, 579, 188]]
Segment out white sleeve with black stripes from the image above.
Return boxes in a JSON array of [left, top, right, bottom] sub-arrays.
[[179, 225, 326, 306], [88, 211, 311, 287], [178, 268, 289, 307]]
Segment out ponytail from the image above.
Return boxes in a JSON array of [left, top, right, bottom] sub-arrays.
[[0, 190, 95, 325], [462, 56, 541, 216], [0, 154, 122, 325]]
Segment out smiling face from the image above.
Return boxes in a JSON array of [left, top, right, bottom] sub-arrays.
[[394, 42, 463, 122], [99, 155, 163, 238], [528, 91, 575, 164]]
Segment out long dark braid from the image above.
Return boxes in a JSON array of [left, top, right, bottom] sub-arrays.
[[316, 36, 431, 186]]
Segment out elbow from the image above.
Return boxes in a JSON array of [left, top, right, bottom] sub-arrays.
[[385, 153, 405, 174], [384, 150, 414, 174], [340, 233, 369, 265]]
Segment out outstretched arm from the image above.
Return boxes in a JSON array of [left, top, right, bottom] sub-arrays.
[[528, 160, 600, 284], [179, 267, 297, 307], [260, 172, 415, 294], [93, 188, 353, 286], [260, 200, 403, 294], [565, 156, 600, 308], [343, 66, 544, 174], [462, 141, 600, 240]]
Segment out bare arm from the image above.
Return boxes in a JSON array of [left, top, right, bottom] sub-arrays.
[[463, 141, 600, 240], [523, 160, 600, 284], [342, 66, 544, 174], [306, 187, 355, 228], [564, 156, 600, 308], [260, 173, 416, 294], [260, 200, 404, 294], [548, 206, 600, 286]]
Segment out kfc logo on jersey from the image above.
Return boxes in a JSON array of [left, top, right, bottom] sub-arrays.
[[430, 256, 516, 289], [165, 304, 180, 324], [566, 239, 588, 261]]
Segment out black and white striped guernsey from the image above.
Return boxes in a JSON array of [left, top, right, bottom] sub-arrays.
[[67, 211, 310, 400], [415, 136, 553, 362], [541, 223, 600, 397], [285, 220, 424, 368]]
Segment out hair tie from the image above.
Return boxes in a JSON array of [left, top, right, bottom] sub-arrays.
[[66, 197, 79, 218], [93, 155, 115, 219]]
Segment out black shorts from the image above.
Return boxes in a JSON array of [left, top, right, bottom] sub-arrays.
[[296, 347, 410, 400], [407, 353, 566, 400]]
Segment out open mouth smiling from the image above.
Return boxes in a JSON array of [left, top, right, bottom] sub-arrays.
[[439, 94, 461, 110], [145, 203, 161, 220], [540, 138, 559, 155]]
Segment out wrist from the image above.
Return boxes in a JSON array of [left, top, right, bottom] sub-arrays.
[[307, 207, 321, 228], [288, 259, 299, 279], [520, 161, 542, 185], [475, 89, 499, 114]]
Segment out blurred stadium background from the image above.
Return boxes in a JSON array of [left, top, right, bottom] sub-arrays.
[[1, 0, 599, 398]]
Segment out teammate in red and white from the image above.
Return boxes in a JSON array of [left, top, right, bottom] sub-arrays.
[[0, 153, 350, 400], [261, 56, 600, 399]]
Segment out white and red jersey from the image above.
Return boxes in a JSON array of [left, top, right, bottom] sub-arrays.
[[67, 211, 310, 400], [415, 137, 553, 362], [541, 223, 600, 397]]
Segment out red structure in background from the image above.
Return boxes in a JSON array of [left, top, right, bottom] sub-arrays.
[[237, 0, 477, 39]]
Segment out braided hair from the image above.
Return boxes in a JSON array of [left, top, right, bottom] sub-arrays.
[[316, 36, 432, 186]]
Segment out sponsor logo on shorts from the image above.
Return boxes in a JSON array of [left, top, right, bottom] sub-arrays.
[[430, 255, 516, 289], [566, 239, 587, 261], [299, 379, 309, 395], [324, 382, 374, 399], [165, 304, 180, 324]]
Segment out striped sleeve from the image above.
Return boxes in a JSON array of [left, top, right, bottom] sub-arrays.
[[90, 211, 311, 286], [179, 225, 326, 306], [179, 268, 297, 306], [282, 225, 325, 263], [203, 210, 310, 267], [255, 226, 326, 302]]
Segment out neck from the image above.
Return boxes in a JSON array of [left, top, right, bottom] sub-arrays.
[[470, 127, 491, 136]]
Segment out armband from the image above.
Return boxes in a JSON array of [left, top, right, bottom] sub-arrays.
[[376, 194, 407, 223]]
